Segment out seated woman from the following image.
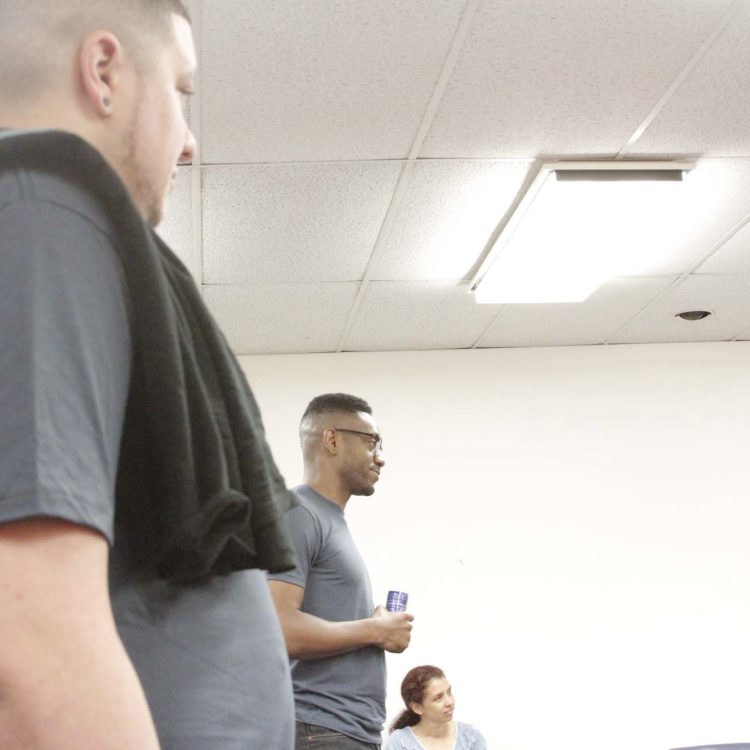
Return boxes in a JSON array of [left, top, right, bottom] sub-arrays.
[[386, 665, 487, 750]]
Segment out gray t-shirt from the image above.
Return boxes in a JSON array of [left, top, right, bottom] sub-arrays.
[[269, 485, 386, 744], [0, 148, 294, 750], [385, 723, 487, 750]]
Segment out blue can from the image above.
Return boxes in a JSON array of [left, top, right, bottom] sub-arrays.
[[386, 590, 409, 612]]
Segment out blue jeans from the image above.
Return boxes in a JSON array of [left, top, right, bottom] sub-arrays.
[[295, 721, 380, 750]]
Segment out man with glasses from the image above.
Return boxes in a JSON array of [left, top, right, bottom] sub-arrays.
[[269, 393, 414, 750]]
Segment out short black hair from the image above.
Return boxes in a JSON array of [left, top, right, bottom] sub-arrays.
[[302, 393, 372, 421]]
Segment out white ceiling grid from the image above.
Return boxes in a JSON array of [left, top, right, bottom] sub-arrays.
[[155, 0, 750, 355]]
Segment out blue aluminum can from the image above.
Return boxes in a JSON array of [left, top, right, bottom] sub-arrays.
[[386, 590, 409, 612]]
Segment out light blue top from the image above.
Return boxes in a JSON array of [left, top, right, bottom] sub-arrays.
[[386, 722, 487, 750]]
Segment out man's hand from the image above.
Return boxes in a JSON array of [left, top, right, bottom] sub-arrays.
[[371, 605, 413, 653], [268, 580, 415, 659]]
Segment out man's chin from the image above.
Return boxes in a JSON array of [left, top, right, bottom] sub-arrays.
[[147, 204, 165, 227], [144, 186, 169, 227], [352, 485, 376, 497]]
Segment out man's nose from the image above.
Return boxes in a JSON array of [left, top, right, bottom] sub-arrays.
[[179, 127, 198, 164]]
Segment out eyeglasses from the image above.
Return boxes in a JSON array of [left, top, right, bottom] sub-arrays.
[[332, 427, 384, 455]]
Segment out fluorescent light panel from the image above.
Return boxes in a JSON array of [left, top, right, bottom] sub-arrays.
[[471, 161, 695, 304]]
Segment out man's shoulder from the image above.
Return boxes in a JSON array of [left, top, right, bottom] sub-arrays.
[[0, 175, 115, 243], [0, 129, 108, 175], [285, 487, 327, 527], [291, 485, 324, 511], [285, 487, 350, 546], [283, 488, 318, 524], [290, 486, 346, 524], [0, 129, 122, 238]]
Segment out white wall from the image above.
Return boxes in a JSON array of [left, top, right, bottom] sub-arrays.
[[240, 342, 750, 750]]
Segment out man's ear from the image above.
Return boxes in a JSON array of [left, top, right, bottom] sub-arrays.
[[78, 30, 123, 116], [322, 427, 339, 456]]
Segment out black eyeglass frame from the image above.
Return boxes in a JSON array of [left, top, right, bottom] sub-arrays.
[[331, 427, 384, 454]]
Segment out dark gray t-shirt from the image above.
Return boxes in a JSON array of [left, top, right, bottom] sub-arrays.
[[0, 149, 294, 750], [269, 485, 386, 744]]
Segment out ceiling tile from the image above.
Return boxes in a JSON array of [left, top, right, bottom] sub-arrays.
[[203, 282, 359, 355], [611, 274, 750, 344], [155, 166, 197, 279], [633, 2, 750, 156], [156, 0, 750, 357], [201, 162, 401, 284], [479, 277, 676, 348], [344, 281, 501, 351], [199, 0, 466, 162], [370, 159, 533, 281], [422, 0, 734, 158], [696, 220, 750, 274]]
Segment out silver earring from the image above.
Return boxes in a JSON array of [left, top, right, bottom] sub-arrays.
[[102, 96, 111, 107]]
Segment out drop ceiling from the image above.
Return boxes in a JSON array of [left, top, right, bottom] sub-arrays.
[[157, 0, 750, 355]]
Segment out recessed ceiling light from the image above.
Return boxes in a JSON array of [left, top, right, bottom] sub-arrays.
[[470, 160, 695, 304], [675, 310, 712, 321]]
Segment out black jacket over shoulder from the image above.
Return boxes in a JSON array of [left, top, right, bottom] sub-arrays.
[[0, 129, 297, 583]]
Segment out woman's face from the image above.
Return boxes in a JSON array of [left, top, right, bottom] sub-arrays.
[[413, 676, 455, 724]]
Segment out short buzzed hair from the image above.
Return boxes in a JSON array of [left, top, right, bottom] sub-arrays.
[[0, 0, 191, 100], [301, 393, 373, 423]]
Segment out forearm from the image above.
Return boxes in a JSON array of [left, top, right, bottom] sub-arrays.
[[281, 608, 378, 660], [0, 521, 160, 750], [0, 626, 160, 750]]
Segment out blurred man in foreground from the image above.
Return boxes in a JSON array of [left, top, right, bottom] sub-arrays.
[[0, 2, 297, 748]]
